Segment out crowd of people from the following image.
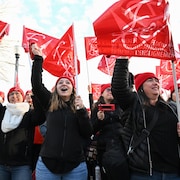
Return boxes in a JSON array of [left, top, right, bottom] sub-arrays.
[[0, 44, 180, 180]]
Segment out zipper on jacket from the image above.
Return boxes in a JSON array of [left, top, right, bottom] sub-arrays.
[[147, 136, 153, 176], [142, 108, 153, 176], [60, 114, 67, 158], [3, 134, 6, 144]]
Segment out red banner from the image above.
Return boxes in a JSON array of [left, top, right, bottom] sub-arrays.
[[84, 37, 99, 60], [97, 55, 117, 76], [91, 83, 102, 101], [0, 20, 10, 41], [93, 0, 175, 60], [156, 65, 180, 90], [43, 25, 80, 77], [160, 59, 180, 75], [22, 26, 59, 58]]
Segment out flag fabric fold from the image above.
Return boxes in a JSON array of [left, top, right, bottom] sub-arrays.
[[91, 83, 102, 101], [84, 37, 99, 60], [43, 25, 80, 78], [0, 20, 10, 41], [97, 55, 117, 76], [93, 0, 175, 60], [22, 26, 59, 57]]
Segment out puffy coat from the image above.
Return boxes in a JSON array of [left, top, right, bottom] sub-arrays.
[[111, 59, 180, 175], [31, 55, 93, 173]]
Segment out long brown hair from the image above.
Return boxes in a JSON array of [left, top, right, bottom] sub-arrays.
[[48, 87, 76, 113]]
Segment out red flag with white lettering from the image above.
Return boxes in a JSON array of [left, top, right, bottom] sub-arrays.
[[93, 0, 175, 60], [91, 83, 102, 101], [0, 20, 10, 41], [97, 55, 117, 76], [43, 25, 80, 77], [22, 26, 59, 58], [160, 59, 180, 76], [84, 37, 99, 60]]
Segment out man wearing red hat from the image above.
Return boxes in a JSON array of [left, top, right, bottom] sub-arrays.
[[112, 57, 180, 180]]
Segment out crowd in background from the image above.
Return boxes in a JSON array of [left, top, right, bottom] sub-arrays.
[[1, 47, 180, 180]]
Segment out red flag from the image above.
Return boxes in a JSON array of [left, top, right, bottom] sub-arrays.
[[84, 37, 99, 60], [43, 25, 80, 77], [156, 65, 172, 89], [160, 59, 180, 75], [0, 20, 10, 41], [97, 55, 117, 76], [22, 26, 59, 58], [93, 0, 175, 60], [91, 83, 102, 101], [156, 62, 180, 90]]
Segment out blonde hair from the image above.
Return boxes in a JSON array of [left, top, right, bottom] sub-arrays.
[[49, 87, 76, 113]]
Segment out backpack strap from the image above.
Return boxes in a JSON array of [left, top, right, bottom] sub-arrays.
[[127, 107, 159, 155]]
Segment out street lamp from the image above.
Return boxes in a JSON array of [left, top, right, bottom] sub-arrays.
[[14, 45, 20, 87]]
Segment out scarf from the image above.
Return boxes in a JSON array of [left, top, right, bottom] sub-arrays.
[[1, 102, 29, 133]]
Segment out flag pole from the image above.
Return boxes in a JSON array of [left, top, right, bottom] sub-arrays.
[[72, 23, 79, 95], [14, 45, 20, 87], [171, 60, 180, 121]]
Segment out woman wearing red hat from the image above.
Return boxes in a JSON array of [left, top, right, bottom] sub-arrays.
[[0, 86, 45, 180], [111, 58, 180, 180], [90, 83, 128, 180], [30, 44, 92, 180]]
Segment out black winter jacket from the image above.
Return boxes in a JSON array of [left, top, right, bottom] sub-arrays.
[[0, 96, 45, 167], [111, 59, 180, 175], [31, 55, 93, 174], [91, 104, 123, 149]]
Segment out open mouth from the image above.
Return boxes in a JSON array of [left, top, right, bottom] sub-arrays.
[[61, 87, 68, 92]]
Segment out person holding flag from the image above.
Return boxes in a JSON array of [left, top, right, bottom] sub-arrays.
[[30, 43, 93, 180], [111, 57, 180, 180]]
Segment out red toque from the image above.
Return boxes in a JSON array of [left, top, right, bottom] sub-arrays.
[[101, 83, 111, 94], [7, 87, 25, 102], [134, 72, 158, 91], [25, 90, 32, 96], [55, 76, 75, 87]]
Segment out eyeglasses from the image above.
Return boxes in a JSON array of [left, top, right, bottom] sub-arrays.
[[106, 88, 111, 92]]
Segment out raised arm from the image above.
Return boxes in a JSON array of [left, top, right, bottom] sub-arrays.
[[111, 58, 134, 110], [30, 44, 51, 110]]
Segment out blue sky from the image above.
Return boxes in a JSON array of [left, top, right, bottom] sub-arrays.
[[1, 0, 117, 39], [0, 0, 118, 105], [0, 0, 180, 106]]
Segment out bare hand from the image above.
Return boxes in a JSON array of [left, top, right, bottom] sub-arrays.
[[30, 43, 43, 56], [75, 95, 84, 110], [97, 110, 104, 120]]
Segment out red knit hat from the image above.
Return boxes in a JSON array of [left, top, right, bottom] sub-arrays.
[[101, 83, 111, 94], [0, 91, 5, 101], [55, 76, 75, 87], [134, 72, 158, 91], [7, 87, 25, 102], [25, 90, 33, 96]]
